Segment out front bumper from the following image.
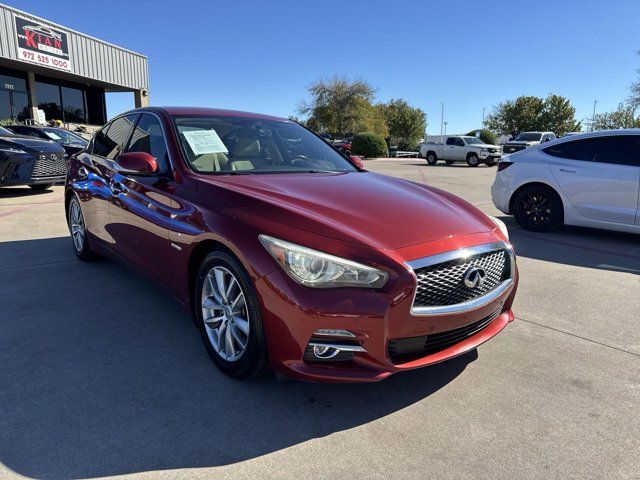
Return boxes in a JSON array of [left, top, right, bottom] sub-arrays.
[[479, 151, 501, 160], [256, 236, 518, 383], [0, 152, 66, 186]]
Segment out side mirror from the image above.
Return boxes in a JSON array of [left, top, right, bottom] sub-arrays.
[[349, 155, 364, 169], [115, 152, 157, 175]]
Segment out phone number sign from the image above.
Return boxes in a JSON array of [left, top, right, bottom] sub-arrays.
[[14, 15, 72, 72]]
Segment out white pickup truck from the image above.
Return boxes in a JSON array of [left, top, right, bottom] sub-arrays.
[[419, 136, 502, 167]]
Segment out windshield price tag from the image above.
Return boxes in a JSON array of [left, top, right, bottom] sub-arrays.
[[182, 129, 229, 155]]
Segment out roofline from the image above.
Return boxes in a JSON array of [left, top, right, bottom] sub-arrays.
[[0, 3, 147, 59]]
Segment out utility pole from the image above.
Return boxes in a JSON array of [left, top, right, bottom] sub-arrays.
[[440, 103, 444, 141], [591, 100, 598, 131], [482, 107, 486, 127]]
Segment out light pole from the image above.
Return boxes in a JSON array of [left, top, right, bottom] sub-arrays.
[[591, 100, 598, 131], [482, 107, 486, 127], [440, 103, 444, 140], [444, 121, 448, 135]]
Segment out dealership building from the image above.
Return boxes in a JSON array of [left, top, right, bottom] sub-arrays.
[[0, 3, 148, 126]]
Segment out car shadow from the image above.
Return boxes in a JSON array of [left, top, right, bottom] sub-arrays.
[[497, 215, 640, 275], [0, 236, 475, 479], [0, 186, 54, 197]]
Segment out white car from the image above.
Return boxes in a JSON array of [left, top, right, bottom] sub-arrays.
[[419, 136, 502, 167], [501, 131, 556, 154], [492, 130, 640, 234]]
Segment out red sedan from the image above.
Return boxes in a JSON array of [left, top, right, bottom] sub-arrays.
[[65, 107, 518, 382]]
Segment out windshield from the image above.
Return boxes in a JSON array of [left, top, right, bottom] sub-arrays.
[[515, 133, 542, 141], [172, 115, 357, 174], [464, 137, 485, 145], [40, 128, 88, 145]]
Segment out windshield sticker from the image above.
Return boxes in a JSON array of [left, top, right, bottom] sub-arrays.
[[44, 131, 62, 140], [182, 129, 229, 155]]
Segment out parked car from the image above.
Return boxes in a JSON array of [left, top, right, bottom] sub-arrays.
[[6, 125, 89, 156], [333, 139, 352, 156], [501, 131, 556, 154], [0, 126, 67, 190], [492, 130, 640, 234], [419, 136, 502, 167], [66, 107, 518, 382]]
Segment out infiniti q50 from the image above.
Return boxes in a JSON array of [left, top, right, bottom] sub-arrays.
[[65, 107, 518, 382]]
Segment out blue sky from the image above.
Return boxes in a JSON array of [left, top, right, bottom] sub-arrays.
[[9, 0, 640, 134]]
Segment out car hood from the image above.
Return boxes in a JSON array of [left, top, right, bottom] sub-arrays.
[[198, 172, 496, 249], [505, 140, 538, 146], [0, 135, 64, 153]]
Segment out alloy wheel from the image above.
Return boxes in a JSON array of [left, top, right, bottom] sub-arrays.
[[519, 192, 553, 226], [201, 266, 250, 362], [70, 201, 86, 252]]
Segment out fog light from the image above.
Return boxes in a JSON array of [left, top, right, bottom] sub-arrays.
[[313, 345, 337, 358]]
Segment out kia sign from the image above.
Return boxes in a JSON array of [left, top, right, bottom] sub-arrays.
[[14, 16, 71, 72]]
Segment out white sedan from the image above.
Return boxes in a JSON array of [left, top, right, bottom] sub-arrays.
[[491, 130, 640, 233]]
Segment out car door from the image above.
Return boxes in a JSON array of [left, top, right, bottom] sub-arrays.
[[107, 112, 175, 287], [82, 115, 139, 245], [546, 135, 640, 225], [445, 137, 462, 160]]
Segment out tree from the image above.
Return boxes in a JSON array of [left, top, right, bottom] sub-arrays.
[[486, 95, 580, 137], [377, 99, 426, 149], [297, 76, 380, 137], [629, 50, 640, 111], [589, 103, 640, 130]]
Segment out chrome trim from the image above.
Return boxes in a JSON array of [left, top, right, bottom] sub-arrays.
[[406, 241, 515, 316], [307, 342, 367, 353], [313, 329, 356, 338]]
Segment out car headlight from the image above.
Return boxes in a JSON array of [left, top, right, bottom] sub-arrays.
[[259, 235, 389, 288], [487, 215, 509, 240], [480, 147, 488, 152]]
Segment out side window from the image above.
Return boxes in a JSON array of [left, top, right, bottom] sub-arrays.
[[91, 123, 112, 157], [543, 139, 596, 162], [549, 133, 556, 140], [543, 136, 640, 166], [590, 136, 640, 167], [456, 138, 465, 147], [445, 137, 456, 146], [126, 114, 169, 174], [102, 114, 138, 160]]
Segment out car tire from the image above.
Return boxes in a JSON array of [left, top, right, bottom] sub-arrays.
[[466, 154, 480, 167], [512, 185, 563, 232], [195, 251, 269, 380], [67, 194, 99, 261], [486, 158, 496, 167], [344, 150, 351, 156], [445, 160, 454, 165], [426, 152, 438, 165], [29, 183, 54, 191]]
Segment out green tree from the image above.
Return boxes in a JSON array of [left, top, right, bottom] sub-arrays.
[[297, 76, 378, 137], [486, 95, 580, 137], [629, 51, 640, 111], [590, 103, 640, 130], [377, 99, 427, 149]]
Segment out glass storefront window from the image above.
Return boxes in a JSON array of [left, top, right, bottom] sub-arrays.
[[36, 81, 63, 122], [61, 86, 86, 123], [12, 92, 30, 122]]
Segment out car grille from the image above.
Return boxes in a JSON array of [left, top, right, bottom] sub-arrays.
[[388, 308, 500, 358], [31, 153, 66, 178], [413, 249, 510, 308], [502, 145, 526, 154]]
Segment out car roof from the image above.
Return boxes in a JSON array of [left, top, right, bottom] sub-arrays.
[[552, 129, 640, 141], [140, 106, 289, 122]]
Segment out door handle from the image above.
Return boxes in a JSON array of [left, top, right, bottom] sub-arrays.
[[559, 168, 576, 173], [110, 179, 123, 195]]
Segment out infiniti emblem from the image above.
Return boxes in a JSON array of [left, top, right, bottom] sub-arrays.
[[463, 267, 487, 289]]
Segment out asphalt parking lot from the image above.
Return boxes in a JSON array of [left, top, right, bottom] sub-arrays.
[[1, 160, 639, 480]]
